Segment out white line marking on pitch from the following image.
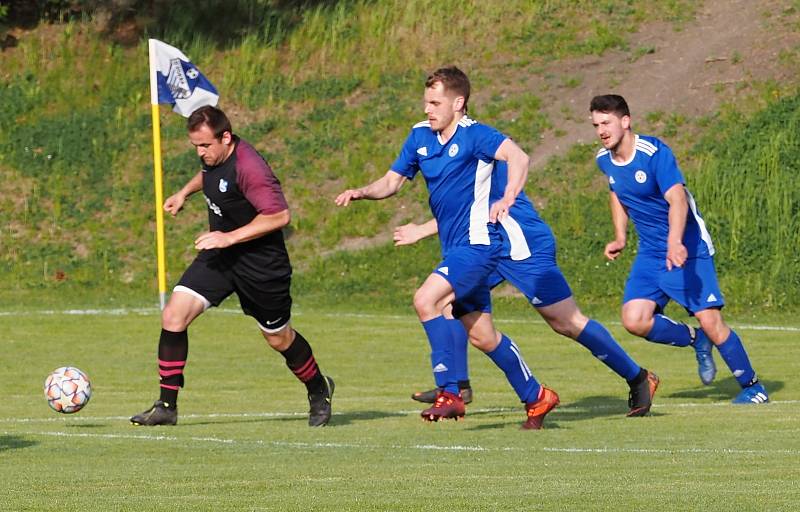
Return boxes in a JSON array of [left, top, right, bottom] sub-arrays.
[[3, 430, 799, 456], [2, 308, 799, 332], [2, 401, 797, 425]]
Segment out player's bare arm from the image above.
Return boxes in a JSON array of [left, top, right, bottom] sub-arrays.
[[164, 171, 203, 216], [604, 191, 629, 260], [663, 183, 689, 270], [490, 138, 530, 223], [194, 209, 290, 250], [334, 171, 407, 206], [394, 219, 438, 246]]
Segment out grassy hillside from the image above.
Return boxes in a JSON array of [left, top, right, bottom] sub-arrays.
[[2, 0, 799, 313]]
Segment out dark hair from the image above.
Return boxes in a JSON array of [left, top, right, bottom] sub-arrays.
[[589, 94, 630, 117], [426, 66, 471, 110], [187, 105, 232, 139]]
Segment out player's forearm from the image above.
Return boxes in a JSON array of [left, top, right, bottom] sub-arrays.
[[609, 194, 628, 243], [663, 184, 688, 245], [359, 172, 406, 199], [228, 210, 291, 244], [498, 141, 530, 203], [179, 172, 203, 198], [419, 219, 439, 239]]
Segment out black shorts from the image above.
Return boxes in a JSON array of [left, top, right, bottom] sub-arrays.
[[175, 249, 292, 333]]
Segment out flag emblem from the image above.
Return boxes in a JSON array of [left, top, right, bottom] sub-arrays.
[[149, 39, 219, 117]]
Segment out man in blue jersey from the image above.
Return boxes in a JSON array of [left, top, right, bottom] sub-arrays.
[[335, 66, 559, 429], [396, 160, 660, 418], [590, 94, 768, 404]]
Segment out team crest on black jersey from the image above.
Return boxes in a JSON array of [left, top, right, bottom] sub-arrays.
[[219, 178, 228, 192], [634, 170, 647, 184]]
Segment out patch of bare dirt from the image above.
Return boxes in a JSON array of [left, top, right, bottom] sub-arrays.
[[522, 0, 800, 166]]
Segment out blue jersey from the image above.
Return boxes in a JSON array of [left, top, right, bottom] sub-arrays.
[[491, 161, 554, 261], [595, 134, 714, 258], [391, 116, 508, 253]]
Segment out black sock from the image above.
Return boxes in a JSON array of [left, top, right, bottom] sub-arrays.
[[280, 330, 325, 394], [158, 329, 187, 407], [626, 368, 648, 387], [458, 380, 471, 390]]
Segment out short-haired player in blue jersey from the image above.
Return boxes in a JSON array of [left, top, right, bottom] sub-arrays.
[[396, 160, 660, 417], [589, 94, 768, 404], [335, 66, 559, 429]]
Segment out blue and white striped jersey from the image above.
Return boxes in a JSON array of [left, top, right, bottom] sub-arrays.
[[595, 134, 714, 258], [391, 116, 508, 253]]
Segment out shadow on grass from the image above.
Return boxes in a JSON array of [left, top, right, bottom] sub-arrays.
[[179, 409, 406, 427], [0, 435, 37, 452], [668, 377, 784, 400]]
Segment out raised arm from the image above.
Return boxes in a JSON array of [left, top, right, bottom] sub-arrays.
[[335, 171, 407, 206], [663, 183, 688, 270], [490, 138, 530, 223]]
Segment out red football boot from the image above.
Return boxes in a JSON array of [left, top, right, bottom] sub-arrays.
[[420, 390, 466, 422], [522, 386, 559, 430]]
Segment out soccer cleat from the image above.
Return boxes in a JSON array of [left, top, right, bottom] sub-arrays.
[[732, 382, 769, 404], [412, 387, 473, 405], [420, 391, 466, 422], [692, 328, 717, 385], [522, 386, 559, 430], [627, 371, 659, 417], [130, 400, 178, 426], [308, 375, 335, 427]]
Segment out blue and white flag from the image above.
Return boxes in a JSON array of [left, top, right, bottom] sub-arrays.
[[148, 39, 219, 117]]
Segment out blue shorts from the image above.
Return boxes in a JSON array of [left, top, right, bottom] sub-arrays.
[[433, 244, 502, 317], [489, 238, 572, 307], [624, 253, 725, 315]]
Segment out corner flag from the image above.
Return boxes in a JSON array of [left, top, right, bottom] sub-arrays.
[[147, 39, 219, 309], [149, 39, 219, 117]]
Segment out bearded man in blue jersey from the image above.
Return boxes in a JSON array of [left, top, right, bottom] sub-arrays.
[[335, 66, 559, 429], [397, 160, 660, 418], [590, 94, 768, 404]]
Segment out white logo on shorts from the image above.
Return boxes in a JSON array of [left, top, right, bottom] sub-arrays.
[[531, 297, 543, 305], [437, 267, 449, 276], [635, 170, 647, 183], [219, 179, 228, 192], [706, 293, 718, 302], [448, 144, 459, 157], [265, 317, 283, 326]]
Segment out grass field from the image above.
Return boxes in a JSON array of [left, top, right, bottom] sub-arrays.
[[2, 305, 799, 511]]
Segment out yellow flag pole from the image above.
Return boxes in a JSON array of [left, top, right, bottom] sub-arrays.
[[148, 39, 168, 310]]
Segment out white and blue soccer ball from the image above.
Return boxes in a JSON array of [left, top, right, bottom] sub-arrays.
[[44, 366, 92, 414]]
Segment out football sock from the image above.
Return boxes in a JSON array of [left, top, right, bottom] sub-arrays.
[[157, 328, 187, 407], [716, 330, 758, 387], [576, 319, 641, 381], [644, 314, 693, 347], [422, 316, 458, 394], [626, 367, 648, 387], [458, 380, 471, 391], [446, 318, 470, 385], [280, 330, 326, 395], [486, 334, 540, 403]]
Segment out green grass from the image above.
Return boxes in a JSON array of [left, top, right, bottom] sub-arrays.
[[1, 306, 798, 510]]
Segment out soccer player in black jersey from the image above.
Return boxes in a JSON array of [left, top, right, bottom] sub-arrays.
[[131, 106, 334, 427]]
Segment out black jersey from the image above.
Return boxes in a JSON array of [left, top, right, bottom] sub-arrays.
[[201, 137, 291, 281]]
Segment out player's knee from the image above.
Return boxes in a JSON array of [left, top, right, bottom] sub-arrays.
[[262, 326, 294, 351], [412, 289, 438, 318], [621, 316, 649, 337], [161, 306, 191, 332]]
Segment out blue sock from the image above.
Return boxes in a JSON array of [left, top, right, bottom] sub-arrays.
[[422, 317, 458, 394], [447, 319, 470, 384], [716, 330, 758, 387], [486, 334, 540, 403], [645, 314, 693, 347], [576, 319, 641, 381]]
